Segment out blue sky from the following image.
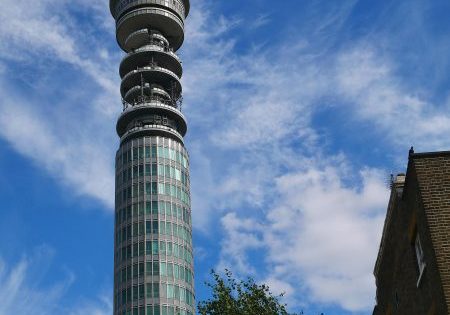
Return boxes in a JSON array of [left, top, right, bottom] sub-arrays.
[[0, 0, 450, 314]]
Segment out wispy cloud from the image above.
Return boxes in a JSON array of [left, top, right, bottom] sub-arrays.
[[0, 246, 68, 315], [0, 88, 115, 208], [249, 14, 271, 29], [217, 212, 264, 275], [0, 246, 112, 315], [186, 38, 391, 308], [0, 0, 119, 209], [335, 45, 450, 150], [68, 296, 113, 315]]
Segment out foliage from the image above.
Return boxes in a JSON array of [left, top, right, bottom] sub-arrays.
[[198, 270, 299, 315]]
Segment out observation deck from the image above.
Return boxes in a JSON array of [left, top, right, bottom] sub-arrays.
[[117, 99, 187, 141], [119, 44, 182, 78], [111, 0, 189, 52], [110, 0, 190, 19], [110, 0, 189, 143], [120, 66, 181, 101]]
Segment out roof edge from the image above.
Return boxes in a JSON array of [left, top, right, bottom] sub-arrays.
[[410, 150, 450, 159]]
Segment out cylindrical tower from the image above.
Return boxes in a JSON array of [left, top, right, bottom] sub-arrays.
[[110, 1, 194, 315]]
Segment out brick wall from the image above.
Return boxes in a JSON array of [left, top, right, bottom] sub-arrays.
[[414, 155, 450, 312], [373, 153, 450, 315]]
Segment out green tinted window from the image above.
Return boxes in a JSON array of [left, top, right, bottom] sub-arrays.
[[159, 201, 165, 214], [165, 165, 170, 177], [152, 221, 159, 233], [153, 283, 160, 298], [159, 241, 166, 255], [153, 262, 159, 275], [152, 241, 158, 255], [152, 201, 158, 214], [160, 262, 167, 276]]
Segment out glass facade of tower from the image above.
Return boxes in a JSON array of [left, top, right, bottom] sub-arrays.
[[109, 0, 194, 314], [114, 137, 194, 315]]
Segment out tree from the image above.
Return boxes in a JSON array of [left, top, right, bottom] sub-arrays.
[[198, 270, 299, 315]]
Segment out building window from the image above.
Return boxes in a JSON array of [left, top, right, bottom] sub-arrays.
[[415, 233, 426, 286]]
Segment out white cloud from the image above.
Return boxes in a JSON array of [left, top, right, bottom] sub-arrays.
[[266, 167, 387, 311], [218, 166, 388, 312], [217, 212, 264, 275], [335, 46, 450, 150]]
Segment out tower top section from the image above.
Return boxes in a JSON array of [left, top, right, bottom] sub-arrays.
[[110, 0, 190, 144], [110, 0, 190, 52], [110, 0, 190, 20]]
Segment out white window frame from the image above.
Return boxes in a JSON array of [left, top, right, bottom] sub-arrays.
[[415, 233, 426, 287]]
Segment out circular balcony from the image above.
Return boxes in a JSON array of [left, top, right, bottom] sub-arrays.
[[120, 66, 182, 100], [116, 7, 185, 52], [117, 100, 187, 137], [123, 85, 171, 102], [123, 85, 151, 103], [148, 85, 171, 98], [110, 0, 190, 20], [124, 29, 170, 51], [120, 45, 182, 79], [123, 85, 170, 103], [120, 124, 185, 144]]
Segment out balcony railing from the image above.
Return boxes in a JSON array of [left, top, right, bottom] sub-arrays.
[[120, 123, 184, 143], [121, 65, 181, 85], [122, 96, 183, 112], [114, 0, 186, 21], [129, 43, 181, 63]]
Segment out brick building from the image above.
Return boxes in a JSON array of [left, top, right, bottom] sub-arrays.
[[373, 149, 450, 315]]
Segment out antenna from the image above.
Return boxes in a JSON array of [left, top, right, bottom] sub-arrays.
[[140, 73, 144, 100]]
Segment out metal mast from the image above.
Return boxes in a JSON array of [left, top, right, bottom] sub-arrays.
[[109, 1, 194, 314]]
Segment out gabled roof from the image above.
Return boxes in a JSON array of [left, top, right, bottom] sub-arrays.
[[374, 174, 405, 277]]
